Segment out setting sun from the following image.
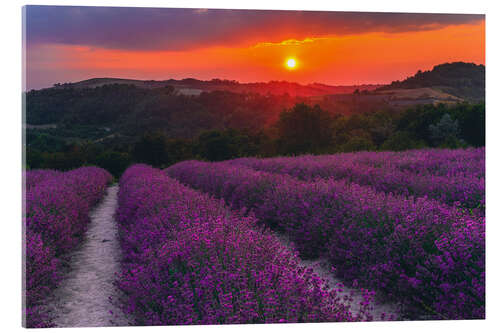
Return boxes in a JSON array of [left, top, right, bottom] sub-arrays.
[[286, 58, 297, 69]]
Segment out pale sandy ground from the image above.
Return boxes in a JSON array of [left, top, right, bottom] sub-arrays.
[[275, 234, 402, 321], [43, 185, 129, 327]]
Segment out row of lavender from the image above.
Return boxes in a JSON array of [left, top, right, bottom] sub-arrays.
[[303, 148, 484, 178], [340, 148, 484, 178], [113, 165, 375, 325], [227, 148, 485, 211], [24, 167, 112, 327], [167, 161, 485, 320]]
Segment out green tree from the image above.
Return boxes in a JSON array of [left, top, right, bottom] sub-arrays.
[[132, 132, 169, 167], [276, 103, 333, 155], [429, 113, 464, 148], [380, 131, 425, 151], [41, 151, 85, 171], [26, 148, 43, 169], [366, 110, 397, 147], [196, 130, 240, 161], [94, 151, 132, 177], [338, 136, 376, 153], [165, 138, 194, 165], [454, 103, 485, 147]]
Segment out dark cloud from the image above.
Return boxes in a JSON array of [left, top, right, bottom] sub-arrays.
[[25, 5, 484, 51]]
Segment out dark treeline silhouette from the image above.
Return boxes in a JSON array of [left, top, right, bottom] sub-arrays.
[[26, 84, 301, 133], [53, 76, 381, 97], [378, 62, 485, 102], [26, 100, 484, 177]]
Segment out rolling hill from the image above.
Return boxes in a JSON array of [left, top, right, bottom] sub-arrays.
[[53, 78, 382, 97], [25, 61, 485, 151], [48, 62, 484, 108], [377, 62, 485, 102]]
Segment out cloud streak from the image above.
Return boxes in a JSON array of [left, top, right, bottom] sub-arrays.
[[25, 6, 484, 51]]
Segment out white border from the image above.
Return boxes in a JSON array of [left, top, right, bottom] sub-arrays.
[[1, 0, 498, 332]]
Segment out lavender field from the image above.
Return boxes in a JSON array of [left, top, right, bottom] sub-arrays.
[[24, 167, 113, 327], [23, 148, 485, 327]]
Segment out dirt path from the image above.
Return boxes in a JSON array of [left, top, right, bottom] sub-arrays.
[[45, 184, 129, 327], [275, 234, 401, 321]]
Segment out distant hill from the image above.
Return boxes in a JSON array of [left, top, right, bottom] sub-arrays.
[[52, 62, 484, 102], [27, 61, 485, 141], [53, 78, 382, 97], [377, 62, 485, 102]]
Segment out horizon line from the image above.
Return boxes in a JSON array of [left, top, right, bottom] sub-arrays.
[[25, 60, 485, 92]]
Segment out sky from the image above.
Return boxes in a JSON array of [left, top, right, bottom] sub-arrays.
[[24, 6, 485, 90]]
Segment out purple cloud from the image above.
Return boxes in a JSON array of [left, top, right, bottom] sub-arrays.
[[25, 6, 484, 51]]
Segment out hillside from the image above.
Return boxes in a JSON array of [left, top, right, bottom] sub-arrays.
[[377, 62, 485, 102], [25, 86, 302, 136], [53, 78, 381, 97], [25, 61, 485, 160]]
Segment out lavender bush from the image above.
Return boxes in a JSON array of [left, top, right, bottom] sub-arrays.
[[167, 160, 484, 320], [25, 169, 61, 190], [227, 148, 484, 211], [350, 148, 484, 178], [114, 165, 374, 325], [24, 166, 112, 327]]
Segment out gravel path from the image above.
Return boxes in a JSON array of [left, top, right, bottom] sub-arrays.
[[275, 234, 401, 321], [44, 184, 129, 327]]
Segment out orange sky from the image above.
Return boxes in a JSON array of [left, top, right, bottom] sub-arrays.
[[25, 8, 485, 89]]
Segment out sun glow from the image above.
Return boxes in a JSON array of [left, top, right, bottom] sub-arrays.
[[286, 58, 297, 69]]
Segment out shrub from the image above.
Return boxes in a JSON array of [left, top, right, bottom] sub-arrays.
[[24, 166, 112, 327], [115, 165, 372, 325]]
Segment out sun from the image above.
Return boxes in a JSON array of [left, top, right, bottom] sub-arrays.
[[286, 58, 297, 69]]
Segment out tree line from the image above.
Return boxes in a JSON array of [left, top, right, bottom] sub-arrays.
[[26, 101, 484, 177]]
